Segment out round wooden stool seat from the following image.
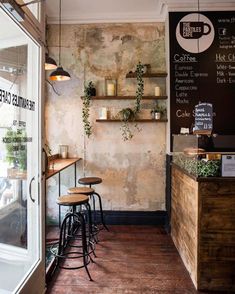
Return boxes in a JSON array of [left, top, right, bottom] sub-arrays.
[[67, 187, 94, 195], [78, 177, 102, 185], [56, 194, 89, 206]]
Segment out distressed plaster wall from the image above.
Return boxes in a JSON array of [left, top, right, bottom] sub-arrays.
[[46, 23, 167, 215]]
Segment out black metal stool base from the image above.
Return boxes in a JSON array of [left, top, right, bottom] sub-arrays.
[[90, 192, 109, 232], [51, 211, 93, 281]]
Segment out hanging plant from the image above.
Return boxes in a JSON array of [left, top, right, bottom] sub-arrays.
[[82, 81, 94, 138], [134, 62, 144, 114], [118, 108, 135, 141], [117, 62, 144, 141]]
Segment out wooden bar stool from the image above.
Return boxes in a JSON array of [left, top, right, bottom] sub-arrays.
[[51, 194, 93, 280], [78, 177, 109, 231], [67, 186, 99, 244]]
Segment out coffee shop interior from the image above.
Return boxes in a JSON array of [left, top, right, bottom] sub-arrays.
[[0, 0, 235, 293]]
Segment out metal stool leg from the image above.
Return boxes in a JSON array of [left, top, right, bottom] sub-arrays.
[[51, 211, 93, 281], [84, 202, 97, 257], [80, 212, 93, 281], [93, 191, 109, 231]]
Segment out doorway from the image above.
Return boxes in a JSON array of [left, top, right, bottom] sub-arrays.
[[0, 5, 44, 293]]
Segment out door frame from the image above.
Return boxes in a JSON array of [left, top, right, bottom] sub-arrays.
[[0, 1, 46, 293]]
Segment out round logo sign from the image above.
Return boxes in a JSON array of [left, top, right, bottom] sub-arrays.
[[176, 13, 215, 53]]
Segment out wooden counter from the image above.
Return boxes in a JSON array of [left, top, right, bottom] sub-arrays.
[[171, 164, 235, 292], [46, 158, 82, 179]]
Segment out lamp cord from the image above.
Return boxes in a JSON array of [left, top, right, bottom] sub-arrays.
[[46, 79, 61, 96], [59, 0, 62, 66]]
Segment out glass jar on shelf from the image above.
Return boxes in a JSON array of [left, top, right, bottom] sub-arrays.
[[59, 145, 68, 159]]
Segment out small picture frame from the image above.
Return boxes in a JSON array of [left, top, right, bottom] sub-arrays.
[[105, 78, 117, 96]]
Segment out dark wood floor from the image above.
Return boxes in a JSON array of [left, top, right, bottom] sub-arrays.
[[46, 225, 208, 294]]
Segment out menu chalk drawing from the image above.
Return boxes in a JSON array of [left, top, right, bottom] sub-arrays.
[[169, 11, 235, 142]]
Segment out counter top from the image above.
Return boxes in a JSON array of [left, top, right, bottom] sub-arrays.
[[46, 158, 82, 179], [171, 162, 235, 182]]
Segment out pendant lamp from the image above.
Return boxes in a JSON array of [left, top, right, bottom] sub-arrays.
[[45, 53, 57, 70], [49, 0, 70, 81]]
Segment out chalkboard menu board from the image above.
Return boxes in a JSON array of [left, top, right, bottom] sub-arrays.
[[194, 103, 213, 133], [169, 11, 235, 139]]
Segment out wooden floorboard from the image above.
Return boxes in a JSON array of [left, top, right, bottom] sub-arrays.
[[46, 225, 213, 294]]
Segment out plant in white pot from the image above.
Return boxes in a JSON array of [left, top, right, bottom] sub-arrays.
[[150, 103, 166, 120]]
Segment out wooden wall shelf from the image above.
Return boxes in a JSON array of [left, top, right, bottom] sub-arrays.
[[126, 72, 167, 78], [84, 95, 167, 100], [96, 119, 168, 122]]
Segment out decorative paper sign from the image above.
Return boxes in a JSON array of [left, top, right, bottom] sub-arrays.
[[194, 103, 213, 134], [222, 154, 235, 177]]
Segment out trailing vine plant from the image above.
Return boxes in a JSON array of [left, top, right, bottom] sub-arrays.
[[134, 62, 144, 114], [119, 62, 144, 141], [82, 81, 94, 138], [118, 108, 135, 141]]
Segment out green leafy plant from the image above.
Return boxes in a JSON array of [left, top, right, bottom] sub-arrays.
[[117, 108, 142, 141], [134, 62, 144, 114], [117, 62, 144, 141], [117, 108, 135, 141], [150, 102, 166, 117], [173, 154, 221, 177], [4, 128, 27, 171], [82, 81, 94, 138], [118, 108, 135, 122]]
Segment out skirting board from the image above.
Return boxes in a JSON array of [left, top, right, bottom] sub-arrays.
[[97, 210, 167, 226]]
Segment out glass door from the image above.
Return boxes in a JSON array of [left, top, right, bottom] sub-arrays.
[[0, 6, 43, 294]]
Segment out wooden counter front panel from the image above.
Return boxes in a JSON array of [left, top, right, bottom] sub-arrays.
[[199, 181, 235, 291], [171, 167, 198, 287], [171, 166, 235, 291]]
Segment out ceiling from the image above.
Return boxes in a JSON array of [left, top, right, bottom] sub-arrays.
[[45, 0, 235, 24]]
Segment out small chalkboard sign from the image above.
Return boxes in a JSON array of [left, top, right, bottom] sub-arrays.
[[194, 103, 213, 134]]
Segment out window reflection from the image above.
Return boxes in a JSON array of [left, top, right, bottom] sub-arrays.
[[0, 45, 28, 249]]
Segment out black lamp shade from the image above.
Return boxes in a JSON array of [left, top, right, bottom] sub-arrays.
[[49, 66, 71, 81], [45, 54, 57, 70]]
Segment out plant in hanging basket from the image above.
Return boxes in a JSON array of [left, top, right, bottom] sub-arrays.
[[118, 108, 135, 122], [117, 108, 141, 141]]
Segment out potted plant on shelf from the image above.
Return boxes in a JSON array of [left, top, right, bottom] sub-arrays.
[[117, 108, 136, 141], [150, 103, 166, 120]]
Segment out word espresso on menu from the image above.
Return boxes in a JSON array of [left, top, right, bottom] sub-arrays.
[[173, 54, 208, 105], [0, 88, 35, 111]]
